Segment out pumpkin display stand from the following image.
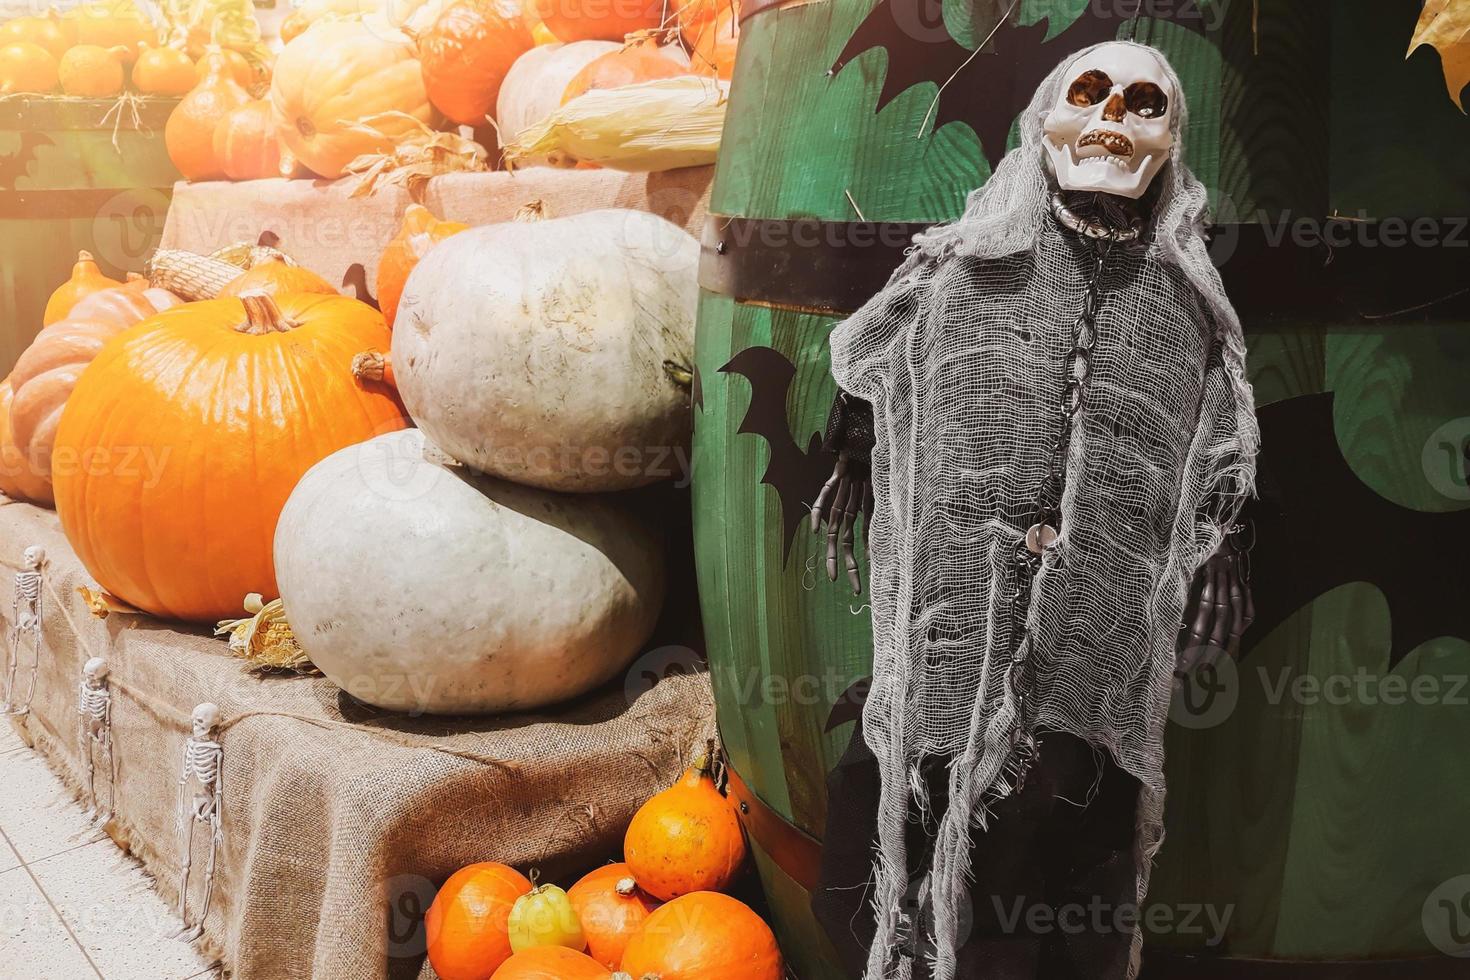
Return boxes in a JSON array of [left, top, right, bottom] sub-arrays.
[[158, 165, 713, 305], [0, 499, 715, 980]]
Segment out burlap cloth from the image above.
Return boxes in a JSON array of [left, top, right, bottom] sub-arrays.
[[0, 498, 716, 979], [158, 166, 714, 303]]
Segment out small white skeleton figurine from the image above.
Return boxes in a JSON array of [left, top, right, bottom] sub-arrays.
[[3, 545, 45, 715], [77, 656, 115, 820], [174, 702, 224, 943]]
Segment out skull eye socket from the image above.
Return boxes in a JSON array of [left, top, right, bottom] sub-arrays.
[[1124, 81, 1169, 119], [1066, 70, 1113, 108]]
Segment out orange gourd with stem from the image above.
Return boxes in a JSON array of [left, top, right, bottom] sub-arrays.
[[132, 44, 195, 95], [166, 46, 250, 181], [427, 862, 534, 980], [0, 42, 57, 94], [212, 99, 286, 181], [567, 864, 660, 970], [73, 7, 155, 64], [617, 892, 782, 980], [623, 742, 746, 902], [561, 34, 693, 104], [418, 0, 534, 126], [491, 947, 614, 980], [52, 293, 406, 622], [218, 254, 337, 297], [376, 204, 468, 328], [527, 0, 662, 43], [57, 44, 128, 96], [195, 46, 253, 88], [44, 251, 123, 325]]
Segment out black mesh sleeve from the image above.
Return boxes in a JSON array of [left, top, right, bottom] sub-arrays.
[[822, 390, 875, 466]]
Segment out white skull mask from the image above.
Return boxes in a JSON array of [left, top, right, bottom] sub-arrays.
[[1042, 43, 1175, 200]]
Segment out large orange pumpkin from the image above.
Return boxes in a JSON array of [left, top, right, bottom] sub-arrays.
[[567, 863, 660, 970], [270, 20, 434, 179], [218, 255, 337, 297], [419, 0, 533, 126], [212, 99, 285, 181], [0, 378, 52, 506], [527, 0, 661, 43], [0, 12, 71, 60], [52, 293, 406, 622], [618, 892, 782, 980], [623, 751, 747, 902], [11, 279, 181, 507], [166, 48, 251, 181], [132, 44, 195, 95], [490, 946, 612, 980], [376, 204, 467, 329], [561, 37, 693, 104], [427, 862, 534, 980], [44, 250, 124, 326]]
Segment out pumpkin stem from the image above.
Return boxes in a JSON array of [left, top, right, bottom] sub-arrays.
[[615, 876, 638, 897], [514, 200, 550, 223], [77, 249, 95, 263], [351, 349, 393, 387], [236, 293, 298, 335]]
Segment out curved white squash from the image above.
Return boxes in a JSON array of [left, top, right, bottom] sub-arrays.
[[392, 207, 698, 492], [274, 429, 666, 714]]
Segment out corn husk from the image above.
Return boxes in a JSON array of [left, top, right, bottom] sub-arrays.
[[77, 587, 142, 619], [502, 76, 728, 173], [216, 593, 316, 674], [341, 112, 489, 198]]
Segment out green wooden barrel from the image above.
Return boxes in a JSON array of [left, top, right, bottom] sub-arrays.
[[692, 1, 1470, 977], [0, 96, 179, 372]]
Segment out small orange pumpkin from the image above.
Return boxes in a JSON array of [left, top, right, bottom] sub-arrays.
[[132, 44, 195, 95], [426, 863, 535, 980], [618, 892, 782, 980], [691, 4, 738, 81], [212, 99, 285, 181], [561, 36, 693, 104], [57, 44, 128, 97], [218, 255, 337, 297], [490, 946, 612, 980], [167, 47, 251, 181], [0, 42, 59, 95], [0, 377, 52, 506], [623, 747, 746, 902], [0, 12, 71, 60], [72, 7, 155, 64], [528, 0, 662, 43], [376, 204, 468, 329], [44, 251, 124, 326], [419, 0, 534, 126], [195, 45, 253, 88], [568, 864, 660, 970], [52, 293, 407, 622]]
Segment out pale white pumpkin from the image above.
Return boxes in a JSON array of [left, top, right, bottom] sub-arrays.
[[392, 207, 698, 492], [274, 429, 665, 715], [497, 41, 620, 147]]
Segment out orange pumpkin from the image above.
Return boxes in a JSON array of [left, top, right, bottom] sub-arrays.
[[195, 46, 253, 88], [691, 4, 738, 81], [490, 947, 612, 980], [132, 44, 195, 95], [72, 8, 155, 64], [623, 750, 746, 902], [376, 204, 468, 328], [568, 864, 660, 970], [44, 251, 124, 326], [52, 293, 407, 622], [528, 0, 662, 43], [561, 37, 693, 104], [218, 255, 337, 297], [11, 280, 181, 507], [57, 44, 128, 97], [270, 20, 433, 179], [0, 378, 52, 506], [213, 100, 285, 181], [427, 862, 534, 980], [0, 41, 57, 94], [419, 0, 533, 126], [166, 47, 250, 181], [618, 892, 782, 980], [0, 13, 71, 60]]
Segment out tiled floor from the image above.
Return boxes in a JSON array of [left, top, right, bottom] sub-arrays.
[[0, 718, 220, 980]]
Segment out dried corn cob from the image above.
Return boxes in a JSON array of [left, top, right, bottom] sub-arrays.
[[146, 249, 244, 301]]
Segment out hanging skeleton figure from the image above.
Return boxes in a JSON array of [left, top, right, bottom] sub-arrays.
[[174, 702, 224, 944], [77, 656, 115, 820], [810, 42, 1258, 980], [3, 546, 45, 716]]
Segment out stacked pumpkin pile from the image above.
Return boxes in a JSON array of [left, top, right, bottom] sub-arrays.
[[160, 0, 740, 182], [429, 744, 782, 980], [0, 3, 262, 100]]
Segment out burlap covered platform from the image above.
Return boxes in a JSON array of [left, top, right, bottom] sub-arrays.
[[0, 497, 716, 979], [159, 166, 714, 306]]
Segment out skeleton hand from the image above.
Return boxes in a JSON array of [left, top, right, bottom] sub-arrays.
[[1177, 531, 1254, 675], [812, 391, 876, 595]]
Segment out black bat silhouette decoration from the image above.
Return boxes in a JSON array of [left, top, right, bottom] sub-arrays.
[[830, 0, 1206, 169], [341, 263, 379, 309], [0, 131, 54, 191], [719, 346, 838, 561]]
